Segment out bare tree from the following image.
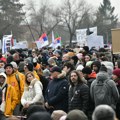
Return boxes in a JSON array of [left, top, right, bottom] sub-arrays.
[[59, 0, 92, 46], [28, 0, 61, 39]]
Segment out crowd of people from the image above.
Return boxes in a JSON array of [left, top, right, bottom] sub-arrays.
[[0, 45, 120, 120]]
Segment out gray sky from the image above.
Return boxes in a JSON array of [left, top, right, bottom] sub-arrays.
[[20, 0, 120, 20]]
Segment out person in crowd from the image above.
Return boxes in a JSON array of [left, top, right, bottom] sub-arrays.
[[82, 46, 90, 56], [100, 56, 114, 78], [4, 63, 24, 115], [90, 65, 119, 110], [82, 66, 96, 120], [91, 52, 99, 61], [33, 58, 41, 72], [115, 60, 120, 69], [92, 105, 117, 120], [51, 110, 67, 120], [62, 54, 70, 65], [66, 109, 88, 120], [53, 50, 62, 67], [45, 66, 69, 113], [82, 66, 96, 88], [36, 68, 49, 97], [0, 88, 6, 120], [91, 61, 101, 74], [69, 55, 78, 67], [68, 70, 89, 114], [112, 68, 120, 119], [61, 62, 75, 80], [21, 71, 44, 113], [26, 102, 46, 119], [27, 111, 52, 120], [0, 60, 6, 73], [0, 53, 6, 63], [24, 62, 39, 80], [0, 73, 18, 116], [10, 61, 25, 83]]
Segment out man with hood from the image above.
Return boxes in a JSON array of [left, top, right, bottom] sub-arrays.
[[0, 72, 18, 116], [4, 63, 24, 115], [90, 65, 119, 110]]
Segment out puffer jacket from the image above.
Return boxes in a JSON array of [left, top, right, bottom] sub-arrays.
[[0, 73, 18, 116], [6, 72, 25, 104], [68, 83, 89, 114], [90, 71, 119, 109], [4, 85, 18, 116], [21, 79, 44, 106], [45, 78, 69, 113]]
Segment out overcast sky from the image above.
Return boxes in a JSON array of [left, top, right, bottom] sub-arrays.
[[20, 0, 120, 20]]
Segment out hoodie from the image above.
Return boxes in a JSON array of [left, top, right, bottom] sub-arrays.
[[90, 71, 119, 109], [0, 73, 18, 116]]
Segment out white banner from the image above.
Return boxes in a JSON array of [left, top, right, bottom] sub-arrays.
[[12, 41, 28, 49], [87, 35, 104, 50], [2, 35, 12, 54], [76, 26, 97, 47]]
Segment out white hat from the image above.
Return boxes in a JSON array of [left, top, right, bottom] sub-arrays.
[[76, 64, 84, 71], [10, 61, 18, 69], [0, 72, 7, 79]]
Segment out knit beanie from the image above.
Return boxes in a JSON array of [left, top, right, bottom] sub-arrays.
[[82, 66, 92, 74], [113, 69, 120, 78], [4, 63, 13, 69], [91, 61, 101, 70]]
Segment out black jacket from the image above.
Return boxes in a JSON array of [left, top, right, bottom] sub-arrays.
[[68, 83, 89, 114], [45, 78, 69, 113]]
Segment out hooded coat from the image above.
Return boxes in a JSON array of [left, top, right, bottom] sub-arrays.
[[0, 73, 18, 116], [90, 71, 119, 109], [21, 79, 44, 106]]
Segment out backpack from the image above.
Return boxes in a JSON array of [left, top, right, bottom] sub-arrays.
[[15, 74, 20, 90], [93, 79, 112, 106]]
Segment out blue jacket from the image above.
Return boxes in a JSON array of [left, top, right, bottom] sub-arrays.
[[45, 78, 69, 113]]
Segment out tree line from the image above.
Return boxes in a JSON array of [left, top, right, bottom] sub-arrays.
[[0, 0, 118, 45]]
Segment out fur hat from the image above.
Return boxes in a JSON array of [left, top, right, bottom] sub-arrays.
[[113, 69, 120, 78]]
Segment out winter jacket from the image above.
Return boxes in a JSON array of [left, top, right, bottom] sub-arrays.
[[90, 71, 119, 109], [45, 78, 69, 113], [4, 85, 18, 116], [21, 79, 44, 106], [68, 83, 89, 114], [0, 73, 18, 116], [6, 72, 25, 104]]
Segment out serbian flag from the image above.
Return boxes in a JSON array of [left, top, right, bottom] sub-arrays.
[[55, 37, 61, 43], [36, 33, 49, 48]]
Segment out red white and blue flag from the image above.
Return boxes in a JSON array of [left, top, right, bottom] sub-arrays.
[[49, 31, 61, 48], [36, 33, 49, 48]]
